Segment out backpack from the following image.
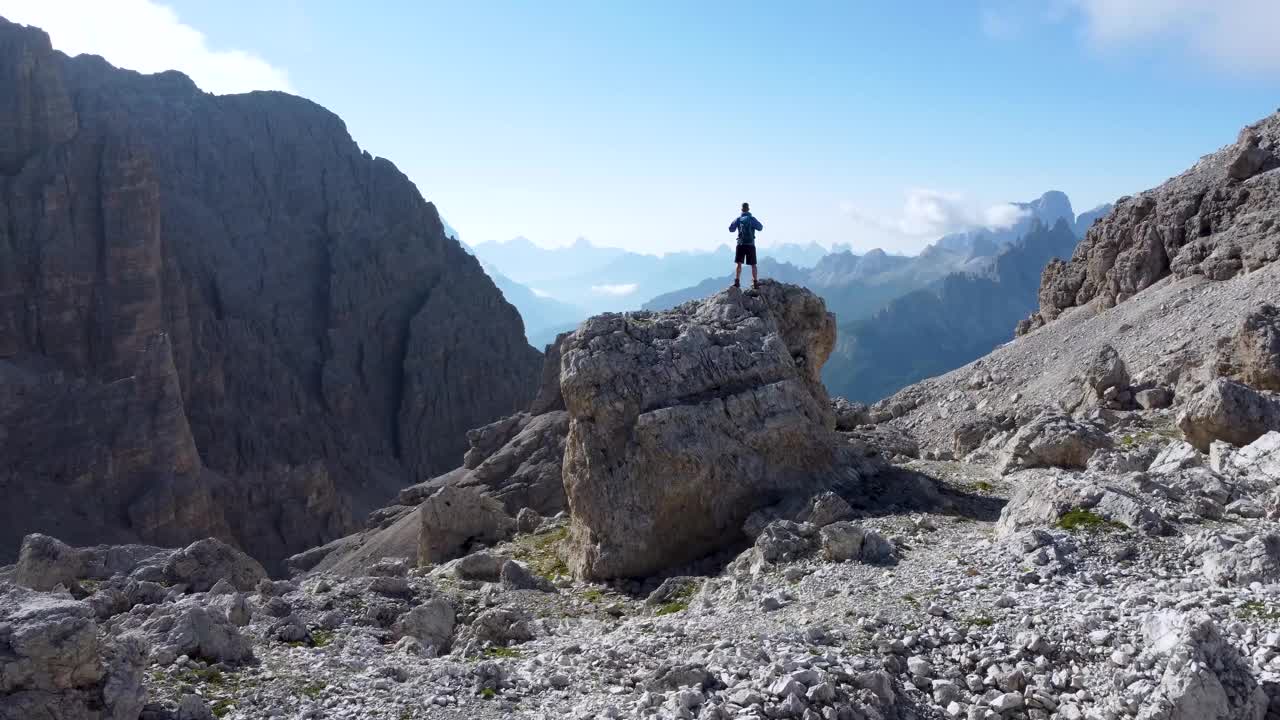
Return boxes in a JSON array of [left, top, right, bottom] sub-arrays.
[[737, 215, 756, 244]]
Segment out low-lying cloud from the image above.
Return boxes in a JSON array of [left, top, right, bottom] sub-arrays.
[[843, 189, 1029, 244], [590, 283, 639, 297], [5, 0, 293, 95], [1069, 0, 1280, 72]]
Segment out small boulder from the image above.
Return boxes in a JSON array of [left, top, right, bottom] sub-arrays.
[[1148, 441, 1204, 475], [500, 560, 552, 592], [417, 485, 515, 565], [14, 533, 87, 592], [798, 491, 854, 528], [515, 507, 542, 534], [163, 538, 267, 592], [1134, 387, 1173, 410], [470, 607, 533, 646], [451, 551, 506, 581], [1080, 345, 1129, 401], [391, 597, 456, 655], [1178, 377, 1280, 451], [1229, 304, 1280, 391], [832, 397, 871, 430], [820, 521, 865, 562]]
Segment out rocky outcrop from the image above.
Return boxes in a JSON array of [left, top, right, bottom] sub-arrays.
[[417, 486, 515, 565], [559, 282, 881, 579], [0, 18, 541, 568], [0, 586, 147, 720], [996, 469, 1166, 537], [1177, 378, 1280, 450], [995, 412, 1112, 475], [1021, 112, 1280, 333], [1222, 303, 1280, 391], [1138, 612, 1268, 720]]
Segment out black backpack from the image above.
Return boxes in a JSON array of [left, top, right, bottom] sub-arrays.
[[737, 215, 755, 244]]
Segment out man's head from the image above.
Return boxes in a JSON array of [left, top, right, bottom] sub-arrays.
[[741, 202, 750, 213]]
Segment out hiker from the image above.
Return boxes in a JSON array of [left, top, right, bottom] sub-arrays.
[[729, 202, 764, 289]]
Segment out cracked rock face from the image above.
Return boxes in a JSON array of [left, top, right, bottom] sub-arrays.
[[0, 18, 540, 570], [1022, 112, 1280, 334], [559, 281, 880, 579]]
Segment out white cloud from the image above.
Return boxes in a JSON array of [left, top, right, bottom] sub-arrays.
[[530, 287, 553, 298], [3, 0, 292, 94], [1068, 0, 1280, 72], [843, 189, 1029, 242], [590, 283, 639, 297]]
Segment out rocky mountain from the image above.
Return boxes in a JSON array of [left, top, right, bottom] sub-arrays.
[[934, 190, 1076, 255], [481, 264, 584, 349], [641, 259, 811, 309], [0, 18, 541, 571], [824, 218, 1082, 402], [6, 34, 1280, 720]]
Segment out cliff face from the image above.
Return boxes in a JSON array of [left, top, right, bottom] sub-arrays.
[[0, 18, 542, 569], [1021, 111, 1280, 333]]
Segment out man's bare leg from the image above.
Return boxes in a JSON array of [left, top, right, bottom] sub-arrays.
[[734, 263, 743, 287], [752, 264, 759, 288]]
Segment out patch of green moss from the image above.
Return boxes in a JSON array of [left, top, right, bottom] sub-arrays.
[[1056, 508, 1126, 533], [1240, 600, 1280, 621], [901, 593, 920, 609], [582, 588, 604, 603], [178, 667, 225, 686], [655, 600, 689, 616], [211, 699, 234, 718], [480, 687, 497, 700], [310, 629, 335, 648], [483, 646, 523, 659], [973, 481, 994, 493], [300, 680, 327, 699], [969, 615, 994, 627], [512, 526, 570, 581]]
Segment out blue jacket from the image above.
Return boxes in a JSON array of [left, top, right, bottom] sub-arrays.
[[729, 213, 763, 245]]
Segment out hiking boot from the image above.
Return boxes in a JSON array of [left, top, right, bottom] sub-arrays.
[[732, 279, 740, 289], [752, 280, 760, 290]]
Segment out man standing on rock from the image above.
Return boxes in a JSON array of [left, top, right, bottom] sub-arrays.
[[729, 202, 764, 289]]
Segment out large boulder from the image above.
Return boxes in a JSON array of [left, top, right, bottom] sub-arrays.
[[1178, 378, 1280, 450], [559, 282, 880, 579], [1137, 611, 1268, 720], [137, 603, 255, 665], [0, 586, 146, 720], [14, 534, 87, 592], [417, 485, 515, 565], [1196, 532, 1280, 587], [995, 412, 1113, 475], [391, 597, 455, 656], [1225, 430, 1280, 484], [996, 469, 1166, 537], [163, 539, 267, 592]]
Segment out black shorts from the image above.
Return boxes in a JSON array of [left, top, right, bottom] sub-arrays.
[[734, 244, 757, 266]]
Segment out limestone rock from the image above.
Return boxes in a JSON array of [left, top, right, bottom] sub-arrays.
[[1148, 442, 1204, 475], [1138, 611, 1268, 720], [1022, 111, 1280, 331], [141, 604, 254, 665], [1226, 430, 1280, 484], [1199, 532, 1280, 587], [391, 598, 455, 656], [560, 282, 880, 579], [0, 586, 146, 720], [820, 522, 865, 562], [1080, 345, 1130, 401], [1225, 303, 1280, 391], [996, 412, 1112, 475], [456, 411, 570, 516], [1178, 378, 1280, 450], [831, 397, 870, 430], [163, 539, 267, 593], [996, 469, 1165, 537], [0, 16, 540, 570], [1135, 387, 1173, 410], [417, 485, 515, 565], [14, 534, 87, 592]]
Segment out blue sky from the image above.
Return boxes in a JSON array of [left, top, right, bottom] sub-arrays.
[[8, 0, 1280, 254]]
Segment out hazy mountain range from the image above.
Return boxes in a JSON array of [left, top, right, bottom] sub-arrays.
[[473, 192, 1110, 393]]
